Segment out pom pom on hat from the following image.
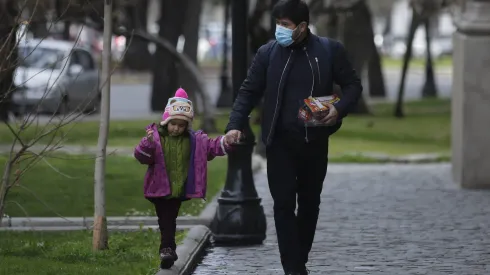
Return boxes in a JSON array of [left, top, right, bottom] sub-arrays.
[[174, 88, 188, 99]]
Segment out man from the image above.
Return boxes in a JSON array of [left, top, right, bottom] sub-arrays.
[[224, 0, 362, 274]]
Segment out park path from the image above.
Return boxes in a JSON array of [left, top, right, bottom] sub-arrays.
[[193, 163, 490, 275]]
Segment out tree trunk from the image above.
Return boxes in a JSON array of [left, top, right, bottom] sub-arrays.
[[368, 47, 386, 98], [0, 188, 6, 226], [383, 14, 392, 36], [30, 22, 49, 38], [176, 0, 216, 132], [0, 4, 18, 122], [123, 0, 153, 71], [394, 9, 420, 118], [421, 18, 438, 98], [325, 12, 339, 38], [217, 0, 233, 109], [93, 0, 112, 251], [339, 0, 374, 114], [270, 0, 279, 38], [249, 0, 269, 54], [0, 161, 12, 227], [151, 0, 188, 111], [63, 21, 71, 40]]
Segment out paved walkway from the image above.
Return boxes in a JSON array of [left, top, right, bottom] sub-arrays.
[[193, 163, 490, 275]]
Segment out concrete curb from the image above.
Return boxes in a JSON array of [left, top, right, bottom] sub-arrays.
[[240, 152, 450, 171], [0, 216, 206, 228], [156, 225, 211, 275], [198, 194, 219, 228], [0, 225, 192, 232], [333, 152, 451, 163]]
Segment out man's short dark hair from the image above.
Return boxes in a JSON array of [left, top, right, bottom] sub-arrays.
[[272, 0, 310, 25]]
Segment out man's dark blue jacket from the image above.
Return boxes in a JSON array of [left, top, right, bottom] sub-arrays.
[[225, 32, 363, 146]]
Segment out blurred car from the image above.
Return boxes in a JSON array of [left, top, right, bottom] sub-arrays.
[[11, 39, 100, 116], [93, 34, 126, 60]]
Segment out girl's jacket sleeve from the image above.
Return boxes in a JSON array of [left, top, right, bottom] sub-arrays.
[[196, 131, 229, 161], [134, 136, 156, 164]]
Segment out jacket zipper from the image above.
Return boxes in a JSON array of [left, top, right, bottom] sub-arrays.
[[304, 48, 315, 143], [304, 48, 315, 97], [315, 57, 321, 85], [266, 49, 293, 145]]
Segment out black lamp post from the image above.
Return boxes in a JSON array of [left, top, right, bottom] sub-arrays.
[[270, 0, 279, 38], [216, 0, 232, 108], [210, 0, 267, 246]]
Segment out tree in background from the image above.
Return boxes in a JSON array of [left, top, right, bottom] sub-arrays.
[[0, 1, 18, 122], [149, 0, 216, 131], [394, 0, 450, 117], [366, 0, 393, 98], [0, 0, 110, 229], [311, 0, 379, 114], [123, 0, 153, 71], [151, 0, 187, 112]]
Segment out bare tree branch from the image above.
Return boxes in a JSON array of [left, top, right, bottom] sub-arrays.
[[0, 0, 136, 225]]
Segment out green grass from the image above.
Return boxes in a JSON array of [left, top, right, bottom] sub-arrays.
[[0, 116, 228, 146], [2, 154, 227, 217], [330, 99, 450, 156], [0, 99, 451, 158], [382, 56, 453, 69], [174, 57, 454, 70], [0, 230, 186, 275]]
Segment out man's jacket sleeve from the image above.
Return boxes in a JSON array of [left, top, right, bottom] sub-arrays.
[[225, 44, 269, 133], [332, 41, 363, 119]]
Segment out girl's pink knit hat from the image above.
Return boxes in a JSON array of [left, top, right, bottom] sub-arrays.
[[160, 88, 194, 126]]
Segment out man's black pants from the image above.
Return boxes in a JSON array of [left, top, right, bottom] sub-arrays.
[[266, 133, 329, 272]]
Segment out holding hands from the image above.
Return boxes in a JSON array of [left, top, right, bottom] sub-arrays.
[[224, 130, 242, 146], [146, 128, 240, 148]]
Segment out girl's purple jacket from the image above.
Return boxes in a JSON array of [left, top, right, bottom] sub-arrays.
[[134, 123, 227, 199]]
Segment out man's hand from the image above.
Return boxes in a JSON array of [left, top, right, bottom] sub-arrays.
[[320, 103, 339, 126], [146, 129, 154, 142], [225, 130, 242, 145]]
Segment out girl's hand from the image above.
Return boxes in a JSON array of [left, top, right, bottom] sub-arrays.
[[146, 129, 154, 142]]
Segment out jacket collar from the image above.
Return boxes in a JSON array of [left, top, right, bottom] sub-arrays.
[[288, 28, 313, 49]]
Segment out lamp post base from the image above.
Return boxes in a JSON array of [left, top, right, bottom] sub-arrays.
[[211, 197, 267, 246], [210, 124, 267, 247]]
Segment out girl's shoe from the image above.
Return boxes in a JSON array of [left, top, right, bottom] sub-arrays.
[[159, 248, 178, 269]]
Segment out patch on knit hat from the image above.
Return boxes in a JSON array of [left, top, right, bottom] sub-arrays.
[[160, 88, 194, 126]]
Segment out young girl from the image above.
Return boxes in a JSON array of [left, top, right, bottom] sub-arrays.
[[134, 88, 230, 269]]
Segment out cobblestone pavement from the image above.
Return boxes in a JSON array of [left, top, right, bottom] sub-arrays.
[[192, 163, 490, 275]]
